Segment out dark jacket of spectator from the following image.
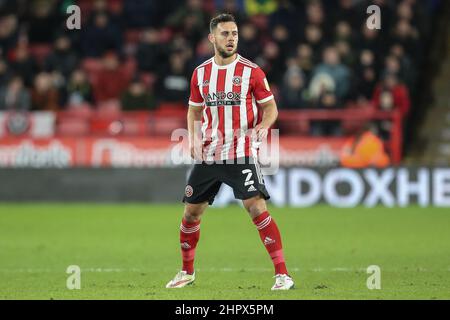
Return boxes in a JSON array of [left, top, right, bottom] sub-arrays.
[[27, 1, 61, 44], [81, 13, 123, 58], [0, 58, 12, 87], [0, 14, 19, 55], [65, 69, 94, 106], [44, 36, 79, 79], [136, 29, 165, 73], [120, 80, 156, 111], [10, 45, 37, 87], [280, 67, 307, 109], [157, 52, 190, 103], [0, 76, 30, 111], [123, 0, 157, 28]]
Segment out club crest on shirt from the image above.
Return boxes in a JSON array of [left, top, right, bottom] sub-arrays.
[[185, 185, 193, 197], [202, 80, 209, 86], [232, 76, 242, 86]]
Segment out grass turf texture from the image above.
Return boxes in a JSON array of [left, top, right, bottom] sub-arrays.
[[0, 204, 449, 300]]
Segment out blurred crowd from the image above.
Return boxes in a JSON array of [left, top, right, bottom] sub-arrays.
[[0, 0, 442, 136]]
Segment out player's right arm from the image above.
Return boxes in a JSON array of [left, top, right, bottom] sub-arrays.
[[187, 69, 204, 160], [187, 105, 203, 160]]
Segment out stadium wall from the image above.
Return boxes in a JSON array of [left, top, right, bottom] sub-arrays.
[[1, 167, 449, 207]]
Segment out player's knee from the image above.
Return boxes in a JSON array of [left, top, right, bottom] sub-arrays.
[[183, 211, 201, 223], [243, 197, 266, 217], [183, 203, 206, 222]]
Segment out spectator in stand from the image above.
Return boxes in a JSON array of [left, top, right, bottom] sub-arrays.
[[329, 0, 360, 28], [65, 69, 94, 107], [81, 12, 123, 58], [244, 0, 278, 16], [389, 44, 415, 89], [0, 1, 25, 16], [166, 0, 206, 47], [89, 0, 123, 27], [27, 0, 61, 44], [44, 35, 79, 81], [0, 14, 19, 55], [194, 37, 215, 66], [10, 43, 37, 87], [372, 73, 410, 140], [355, 23, 386, 57], [168, 34, 195, 69], [0, 58, 12, 87], [120, 77, 156, 111], [309, 87, 343, 137], [310, 46, 350, 101], [272, 24, 292, 63], [31, 72, 59, 111], [136, 28, 166, 74], [279, 66, 307, 109], [0, 75, 30, 111], [372, 73, 410, 117], [296, 43, 314, 80], [334, 21, 354, 49], [354, 49, 378, 103], [340, 122, 390, 168], [157, 51, 190, 104], [305, 1, 326, 31], [381, 54, 412, 87], [255, 41, 284, 85], [391, 19, 421, 64], [237, 22, 260, 61], [214, 0, 246, 25], [269, 0, 301, 41], [122, 0, 157, 28], [335, 40, 354, 67], [303, 24, 325, 62], [94, 52, 131, 103]]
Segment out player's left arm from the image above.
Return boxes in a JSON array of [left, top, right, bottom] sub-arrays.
[[252, 67, 278, 141], [254, 98, 278, 141]]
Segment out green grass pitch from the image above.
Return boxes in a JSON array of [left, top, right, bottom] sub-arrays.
[[0, 203, 449, 300]]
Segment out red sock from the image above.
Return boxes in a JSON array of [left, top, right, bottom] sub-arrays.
[[180, 218, 200, 274], [253, 211, 288, 275]]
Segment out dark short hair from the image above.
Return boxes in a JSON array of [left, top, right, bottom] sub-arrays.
[[209, 13, 236, 33]]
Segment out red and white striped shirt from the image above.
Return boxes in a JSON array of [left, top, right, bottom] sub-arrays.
[[188, 54, 274, 161]]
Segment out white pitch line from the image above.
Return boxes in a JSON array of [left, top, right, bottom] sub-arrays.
[[0, 267, 448, 273]]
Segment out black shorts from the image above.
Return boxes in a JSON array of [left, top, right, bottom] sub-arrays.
[[182, 157, 270, 205]]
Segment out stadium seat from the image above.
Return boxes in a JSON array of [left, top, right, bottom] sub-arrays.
[[277, 119, 309, 136], [56, 118, 89, 136], [96, 101, 122, 119], [150, 116, 186, 136], [121, 117, 149, 136], [64, 104, 94, 119], [156, 103, 186, 116]]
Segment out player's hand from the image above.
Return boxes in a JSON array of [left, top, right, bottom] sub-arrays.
[[190, 145, 203, 161], [253, 124, 269, 142]]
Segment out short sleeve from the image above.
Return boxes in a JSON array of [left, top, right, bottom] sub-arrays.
[[252, 67, 274, 104], [188, 70, 204, 107]]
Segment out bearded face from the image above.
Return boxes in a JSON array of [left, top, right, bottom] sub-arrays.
[[210, 21, 238, 59]]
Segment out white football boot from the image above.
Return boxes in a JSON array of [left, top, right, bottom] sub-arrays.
[[271, 274, 295, 290], [165, 271, 195, 288]]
